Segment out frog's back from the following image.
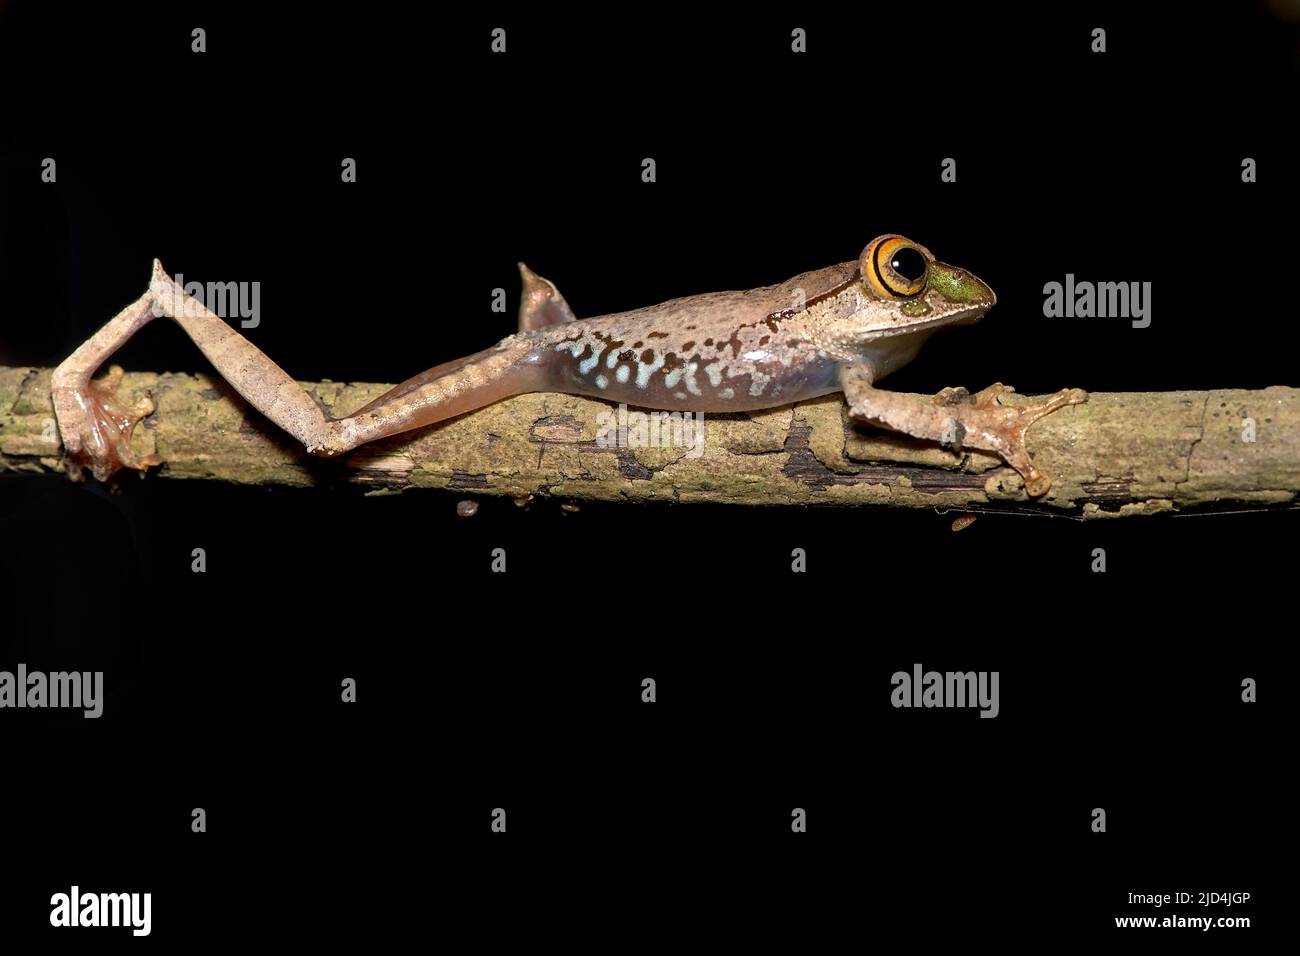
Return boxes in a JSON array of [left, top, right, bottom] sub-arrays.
[[579, 261, 857, 339]]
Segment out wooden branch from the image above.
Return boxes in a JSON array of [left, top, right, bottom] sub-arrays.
[[3, 366, 1298, 518]]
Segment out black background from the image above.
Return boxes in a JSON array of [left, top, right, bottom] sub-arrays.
[[0, 2, 1290, 947]]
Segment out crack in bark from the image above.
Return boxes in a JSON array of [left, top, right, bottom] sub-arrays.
[[448, 471, 490, 488], [783, 421, 841, 489], [14, 367, 39, 414], [1178, 392, 1213, 488], [1079, 477, 1133, 501]]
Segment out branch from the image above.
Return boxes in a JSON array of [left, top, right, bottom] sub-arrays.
[[3, 366, 1298, 518]]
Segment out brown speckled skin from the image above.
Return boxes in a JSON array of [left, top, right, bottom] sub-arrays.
[[524, 261, 860, 412]]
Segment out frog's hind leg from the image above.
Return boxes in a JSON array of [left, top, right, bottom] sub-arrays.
[[517, 262, 577, 330], [52, 260, 341, 481], [322, 338, 545, 454], [331, 259, 577, 450], [52, 259, 547, 480], [325, 262, 574, 450]]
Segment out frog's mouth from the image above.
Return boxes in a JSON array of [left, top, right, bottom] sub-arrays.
[[867, 304, 991, 339]]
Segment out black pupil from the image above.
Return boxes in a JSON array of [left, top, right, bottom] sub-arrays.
[[890, 246, 926, 282]]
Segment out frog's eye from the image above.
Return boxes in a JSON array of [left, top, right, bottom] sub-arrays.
[[860, 235, 933, 299]]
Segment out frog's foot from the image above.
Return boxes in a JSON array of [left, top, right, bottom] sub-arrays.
[[54, 365, 163, 482], [935, 383, 1088, 497]]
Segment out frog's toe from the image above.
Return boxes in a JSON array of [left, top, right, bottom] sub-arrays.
[[970, 382, 1016, 408], [1012, 386, 1088, 429], [1022, 470, 1053, 498], [936, 383, 1020, 409], [934, 385, 972, 406]]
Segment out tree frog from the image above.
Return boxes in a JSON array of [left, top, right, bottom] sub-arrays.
[[52, 234, 1086, 495]]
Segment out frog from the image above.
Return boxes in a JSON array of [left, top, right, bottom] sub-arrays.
[[51, 234, 1086, 495]]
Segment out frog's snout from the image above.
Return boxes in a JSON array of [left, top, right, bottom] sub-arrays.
[[951, 269, 996, 308], [930, 260, 996, 311]]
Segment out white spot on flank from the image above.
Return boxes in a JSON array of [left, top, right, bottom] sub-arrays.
[[719, 387, 735, 400], [555, 341, 581, 356], [683, 362, 702, 396], [635, 353, 664, 388], [615, 364, 630, 384], [579, 344, 605, 375], [749, 372, 770, 396], [606, 351, 619, 369], [595, 374, 608, 389], [703, 362, 723, 387], [663, 366, 685, 389], [674, 391, 687, 400]]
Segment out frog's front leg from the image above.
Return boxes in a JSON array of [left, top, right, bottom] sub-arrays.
[[838, 363, 1087, 497]]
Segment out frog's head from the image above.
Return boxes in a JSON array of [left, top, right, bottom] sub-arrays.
[[846, 234, 996, 342]]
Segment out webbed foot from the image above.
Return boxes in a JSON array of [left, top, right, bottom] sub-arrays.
[[53, 365, 163, 482], [935, 383, 1088, 496]]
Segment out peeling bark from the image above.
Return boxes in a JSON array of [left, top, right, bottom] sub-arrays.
[[3, 366, 1298, 518]]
